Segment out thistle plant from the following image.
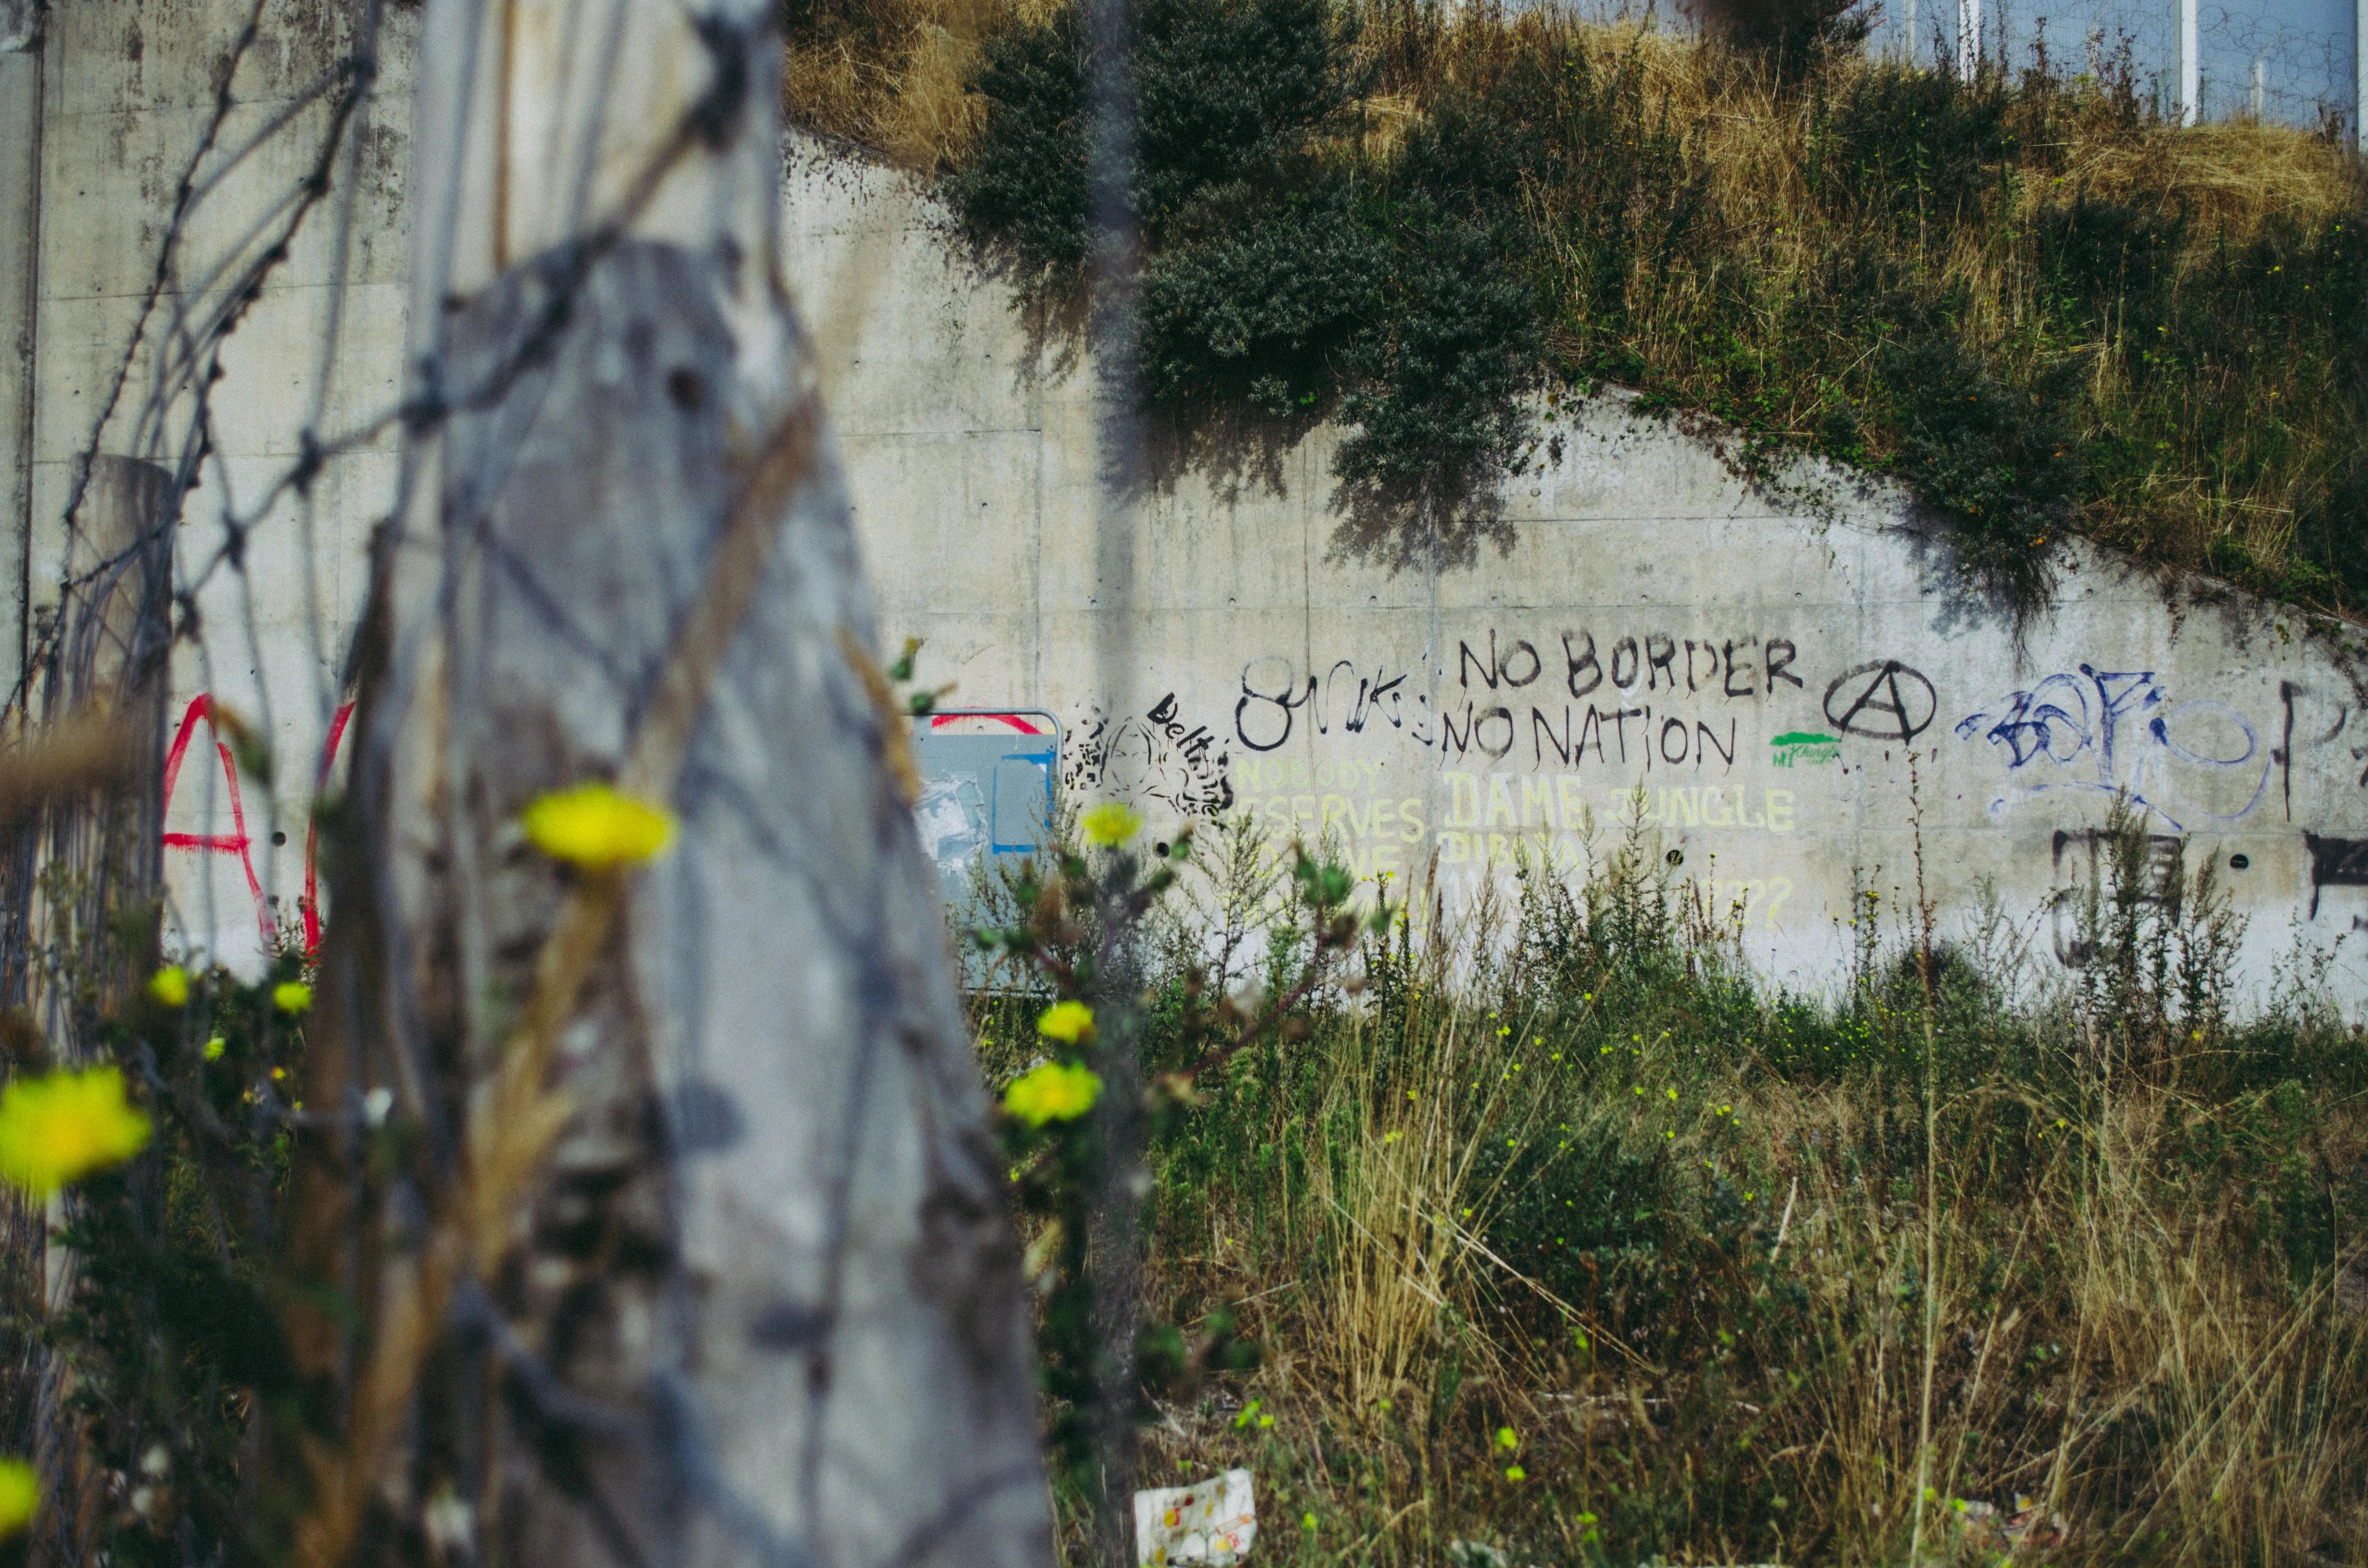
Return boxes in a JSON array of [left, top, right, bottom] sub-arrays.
[[977, 801, 1386, 1553]]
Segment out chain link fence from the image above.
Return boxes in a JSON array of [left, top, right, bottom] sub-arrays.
[[1559, 0, 2363, 133]]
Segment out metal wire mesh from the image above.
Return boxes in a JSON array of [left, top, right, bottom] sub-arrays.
[[5, 2, 1060, 1563], [8, 0, 399, 995], [0, 6, 399, 1557], [1551, 0, 2360, 130]]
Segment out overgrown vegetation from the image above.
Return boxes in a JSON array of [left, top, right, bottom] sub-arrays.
[[3, 764, 2364, 1566], [969, 803, 2368, 1565], [0, 891, 316, 1568], [786, 0, 2368, 610]]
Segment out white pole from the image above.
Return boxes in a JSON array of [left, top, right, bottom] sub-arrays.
[[2179, 0, 2200, 124], [281, 3, 1057, 1565], [1959, 0, 1978, 75], [1905, 0, 1918, 65], [2252, 54, 2264, 119]]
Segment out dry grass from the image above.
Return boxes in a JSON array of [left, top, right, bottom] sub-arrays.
[[1714, 1072, 2368, 1567], [1312, 1025, 1477, 1415], [1128, 1073, 2368, 1567], [1074, 883, 2368, 1565], [1306, 1010, 1558, 1418], [2064, 115, 2360, 231], [784, 0, 1041, 166], [791, 4, 2355, 238]]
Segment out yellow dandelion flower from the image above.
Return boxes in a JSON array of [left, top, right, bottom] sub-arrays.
[[202, 1037, 225, 1062], [148, 966, 190, 1008], [1080, 801, 1143, 846], [0, 1066, 150, 1196], [1494, 1426, 1519, 1451], [520, 783, 675, 869], [273, 981, 312, 1016], [1003, 1061, 1102, 1127], [1036, 1000, 1096, 1044], [0, 1458, 33, 1539]]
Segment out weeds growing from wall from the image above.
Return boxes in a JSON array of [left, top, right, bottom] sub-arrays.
[[790, 0, 2368, 615]]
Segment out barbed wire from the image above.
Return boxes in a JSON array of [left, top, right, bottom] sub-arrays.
[[8, 1, 1057, 1565], [3, 3, 399, 1558]]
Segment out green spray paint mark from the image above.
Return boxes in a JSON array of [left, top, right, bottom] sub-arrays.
[[1771, 731, 1841, 767]]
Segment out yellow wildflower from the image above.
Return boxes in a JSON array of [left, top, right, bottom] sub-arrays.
[[1036, 1000, 1096, 1044], [1080, 801, 1143, 846], [273, 981, 312, 1016], [520, 782, 675, 869], [0, 1066, 150, 1196], [0, 1458, 33, 1539], [148, 966, 190, 1008], [1003, 1061, 1102, 1127], [203, 1037, 225, 1061]]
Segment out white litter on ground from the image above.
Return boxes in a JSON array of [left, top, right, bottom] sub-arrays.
[[1134, 1469, 1257, 1565]]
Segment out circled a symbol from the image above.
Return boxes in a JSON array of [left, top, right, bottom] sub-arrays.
[[1822, 660, 1937, 742]]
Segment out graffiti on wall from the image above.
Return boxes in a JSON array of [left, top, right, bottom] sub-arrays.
[[162, 694, 354, 954], [1236, 655, 1433, 753], [1771, 732, 1841, 767], [2303, 832, 2368, 919], [1236, 629, 1817, 770], [1822, 661, 1937, 742], [1954, 665, 2269, 831], [1066, 692, 1235, 816]]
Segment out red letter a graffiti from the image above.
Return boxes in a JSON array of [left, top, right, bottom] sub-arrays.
[[161, 695, 354, 955]]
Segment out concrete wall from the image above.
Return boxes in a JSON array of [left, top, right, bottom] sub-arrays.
[[18, 0, 414, 975], [17, 4, 2368, 1001], [1, 0, 41, 695], [782, 139, 2368, 999]]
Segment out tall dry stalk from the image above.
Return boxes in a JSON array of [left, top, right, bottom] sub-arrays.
[[1742, 1066, 2368, 1566], [1315, 1016, 1483, 1413], [2057, 1087, 2368, 1567]]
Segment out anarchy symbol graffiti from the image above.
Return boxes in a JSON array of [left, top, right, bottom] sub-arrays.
[[1823, 660, 1937, 742]]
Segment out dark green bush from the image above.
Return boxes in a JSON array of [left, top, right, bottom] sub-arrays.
[[944, 13, 1091, 270], [947, 0, 1355, 270], [1132, 0, 1357, 222], [1883, 325, 2083, 591], [1818, 66, 2013, 232], [2033, 196, 2185, 325], [1696, 0, 1875, 80], [1142, 178, 1385, 414], [1332, 210, 1543, 507]]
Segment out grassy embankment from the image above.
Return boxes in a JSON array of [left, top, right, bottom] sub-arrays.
[[783, 0, 2367, 613], [971, 812, 2368, 1565]]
